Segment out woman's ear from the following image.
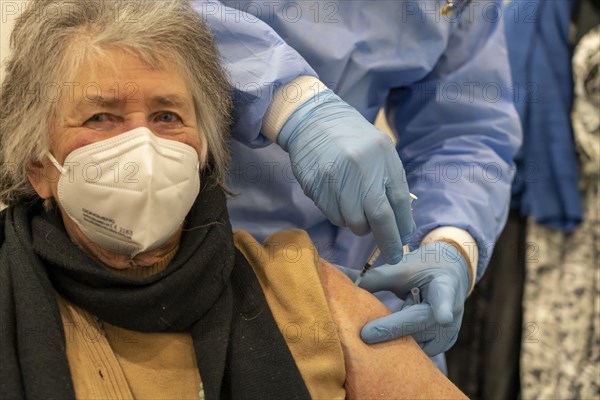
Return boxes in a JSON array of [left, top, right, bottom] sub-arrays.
[[27, 161, 55, 199]]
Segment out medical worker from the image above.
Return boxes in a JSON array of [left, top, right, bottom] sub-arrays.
[[199, 0, 522, 356], [448, 0, 596, 397]]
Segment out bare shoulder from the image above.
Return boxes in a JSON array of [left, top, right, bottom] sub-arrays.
[[318, 260, 466, 399]]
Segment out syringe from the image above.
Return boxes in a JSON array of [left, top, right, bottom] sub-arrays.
[[353, 247, 381, 286], [354, 193, 417, 286]]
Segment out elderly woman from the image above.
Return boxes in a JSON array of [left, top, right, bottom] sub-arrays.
[[0, 1, 466, 399]]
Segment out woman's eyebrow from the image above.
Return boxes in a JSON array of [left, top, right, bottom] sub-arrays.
[[149, 94, 191, 110], [72, 94, 192, 113], [76, 95, 121, 110]]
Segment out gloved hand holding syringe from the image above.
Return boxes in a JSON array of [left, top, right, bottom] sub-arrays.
[[355, 249, 425, 305], [339, 191, 470, 355], [354, 193, 418, 286]]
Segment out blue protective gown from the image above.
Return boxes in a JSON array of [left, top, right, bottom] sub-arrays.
[[199, 0, 522, 279]]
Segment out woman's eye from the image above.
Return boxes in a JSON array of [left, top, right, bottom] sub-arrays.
[[84, 113, 119, 130], [154, 111, 182, 125], [88, 114, 106, 123]]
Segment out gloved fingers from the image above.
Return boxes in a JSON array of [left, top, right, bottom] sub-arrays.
[[353, 265, 408, 294], [339, 182, 370, 236], [398, 300, 438, 343], [337, 263, 407, 293], [402, 219, 417, 250], [342, 217, 370, 236], [400, 288, 423, 309], [419, 326, 460, 356], [401, 296, 415, 309], [331, 264, 361, 281], [319, 201, 347, 230], [411, 324, 439, 344], [420, 338, 446, 357], [427, 277, 458, 325], [363, 191, 405, 265], [384, 170, 416, 251], [360, 303, 433, 344]]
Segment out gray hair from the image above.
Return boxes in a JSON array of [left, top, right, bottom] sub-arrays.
[[0, 0, 232, 206]]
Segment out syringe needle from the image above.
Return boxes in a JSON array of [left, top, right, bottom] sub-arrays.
[[354, 193, 417, 286], [354, 247, 380, 286]]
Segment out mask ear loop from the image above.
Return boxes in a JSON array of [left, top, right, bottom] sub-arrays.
[[44, 151, 66, 175]]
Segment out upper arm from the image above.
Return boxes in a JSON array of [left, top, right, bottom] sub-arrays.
[[319, 260, 466, 399]]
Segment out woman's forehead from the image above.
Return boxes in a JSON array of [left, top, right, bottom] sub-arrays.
[[68, 48, 194, 106], [75, 48, 179, 83]]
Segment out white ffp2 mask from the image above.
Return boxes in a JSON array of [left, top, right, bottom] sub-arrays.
[[47, 127, 200, 257]]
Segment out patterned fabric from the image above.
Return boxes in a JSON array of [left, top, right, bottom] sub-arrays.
[[521, 25, 600, 399]]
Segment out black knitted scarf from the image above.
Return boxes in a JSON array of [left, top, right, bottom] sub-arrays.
[[0, 176, 309, 399]]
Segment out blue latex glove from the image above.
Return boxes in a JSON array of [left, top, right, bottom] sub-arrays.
[[277, 89, 415, 264], [337, 242, 470, 356]]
